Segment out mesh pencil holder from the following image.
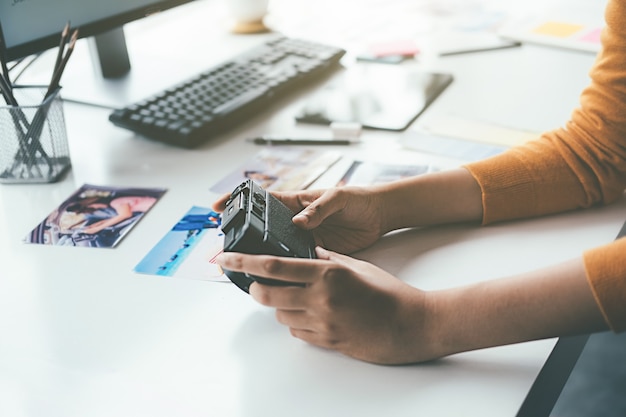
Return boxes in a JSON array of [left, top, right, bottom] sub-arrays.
[[0, 86, 71, 184]]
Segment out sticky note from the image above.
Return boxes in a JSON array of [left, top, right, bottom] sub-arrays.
[[578, 27, 602, 43], [368, 39, 420, 57], [532, 21, 584, 38]]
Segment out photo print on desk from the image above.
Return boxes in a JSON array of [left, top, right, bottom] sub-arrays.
[[210, 147, 342, 194], [134, 206, 226, 281], [24, 184, 166, 248], [403, 114, 538, 162], [337, 160, 434, 187]]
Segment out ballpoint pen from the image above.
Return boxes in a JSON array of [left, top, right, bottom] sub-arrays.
[[247, 136, 357, 145], [248, 122, 363, 145]]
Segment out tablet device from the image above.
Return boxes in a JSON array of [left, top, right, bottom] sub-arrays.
[[295, 64, 453, 131]]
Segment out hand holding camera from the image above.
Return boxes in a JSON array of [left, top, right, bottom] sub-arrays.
[[219, 179, 318, 292]]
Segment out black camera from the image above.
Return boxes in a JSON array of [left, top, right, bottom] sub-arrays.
[[220, 179, 317, 293]]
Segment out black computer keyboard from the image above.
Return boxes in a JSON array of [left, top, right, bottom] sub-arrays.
[[109, 36, 346, 148]]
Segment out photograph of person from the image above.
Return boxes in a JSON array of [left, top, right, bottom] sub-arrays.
[[25, 184, 166, 247]]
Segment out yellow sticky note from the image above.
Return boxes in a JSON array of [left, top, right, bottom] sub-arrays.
[[532, 21, 584, 38]]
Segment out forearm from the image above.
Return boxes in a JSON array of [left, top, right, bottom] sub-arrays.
[[426, 257, 608, 359], [377, 168, 483, 233]]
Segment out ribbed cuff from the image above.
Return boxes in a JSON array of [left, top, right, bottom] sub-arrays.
[[583, 237, 626, 332], [464, 152, 537, 225]]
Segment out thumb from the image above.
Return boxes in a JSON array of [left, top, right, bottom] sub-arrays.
[[292, 190, 343, 229]]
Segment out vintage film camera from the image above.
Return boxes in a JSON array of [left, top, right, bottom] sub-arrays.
[[220, 179, 317, 293]]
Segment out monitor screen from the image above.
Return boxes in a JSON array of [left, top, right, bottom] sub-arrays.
[[0, 0, 194, 62]]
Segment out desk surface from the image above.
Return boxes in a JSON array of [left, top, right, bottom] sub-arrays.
[[1, 1, 620, 416]]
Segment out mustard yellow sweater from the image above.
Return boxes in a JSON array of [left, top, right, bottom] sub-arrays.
[[465, 0, 626, 332]]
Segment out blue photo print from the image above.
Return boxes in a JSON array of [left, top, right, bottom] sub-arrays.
[[134, 206, 226, 281]]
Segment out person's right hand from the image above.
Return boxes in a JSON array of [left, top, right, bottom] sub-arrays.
[[212, 185, 388, 254], [216, 246, 435, 365], [273, 186, 388, 254]]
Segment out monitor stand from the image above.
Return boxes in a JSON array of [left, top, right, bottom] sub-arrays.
[[88, 27, 132, 79]]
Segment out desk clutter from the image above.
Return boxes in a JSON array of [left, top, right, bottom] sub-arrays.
[[107, 34, 454, 148], [0, 23, 77, 183], [0, 86, 71, 183], [22, 146, 441, 283]]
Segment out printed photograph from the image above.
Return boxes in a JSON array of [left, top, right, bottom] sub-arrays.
[[134, 206, 227, 282], [25, 184, 166, 248], [210, 147, 342, 194], [337, 160, 434, 187]]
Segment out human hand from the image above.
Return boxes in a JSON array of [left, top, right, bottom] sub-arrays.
[[212, 186, 387, 254], [216, 246, 437, 365]]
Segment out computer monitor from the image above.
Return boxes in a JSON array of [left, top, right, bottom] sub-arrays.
[[0, 0, 194, 78]]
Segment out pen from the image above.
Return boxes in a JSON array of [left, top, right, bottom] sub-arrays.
[[248, 137, 356, 145]]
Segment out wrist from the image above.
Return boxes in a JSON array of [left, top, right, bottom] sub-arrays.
[[425, 288, 479, 359], [419, 289, 471, 360], [375, 168, 483, 233], [391, 288, 455, 363]]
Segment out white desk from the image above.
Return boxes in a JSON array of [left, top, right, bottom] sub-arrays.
[[1, 1, 622, 416]]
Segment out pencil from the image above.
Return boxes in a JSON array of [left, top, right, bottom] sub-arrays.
[[0, 34, 16, 105], [46, 28, 78, 99], [0, 74, 16, 105], [51, 22, 71, 82], [0, 34, 10, 84]]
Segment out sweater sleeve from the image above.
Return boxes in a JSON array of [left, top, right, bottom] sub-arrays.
[[584, 237, 626, 332], [464, 0, 626, 332]]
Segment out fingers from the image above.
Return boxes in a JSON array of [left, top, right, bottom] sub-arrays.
[[214, 188, 340, 231], [273, 301, 337, 351], [271, 189, 324, 222], [315, 246, 362, 267], [216, 251, 326, 286], [291, 189, 345, 229], [286, 320, 335, 349], [250, 282, 308, 309], [210, 192, 231, 212]]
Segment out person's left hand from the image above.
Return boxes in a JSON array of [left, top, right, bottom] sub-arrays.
[[216, 246, 436, 365]]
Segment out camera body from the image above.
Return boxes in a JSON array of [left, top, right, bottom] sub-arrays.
[[220, 179, 317, 293]]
